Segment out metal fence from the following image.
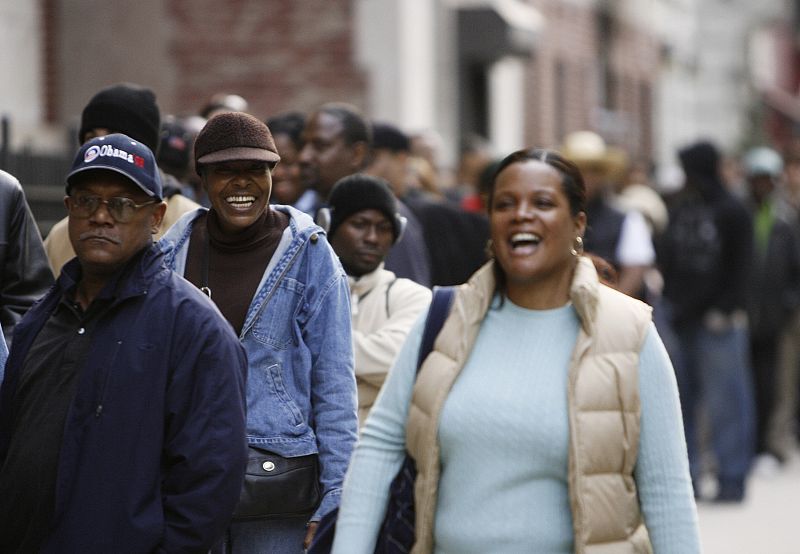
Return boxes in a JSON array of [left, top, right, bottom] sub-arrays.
[[0, 150, 71, 237], [1, 150, 71, 187]]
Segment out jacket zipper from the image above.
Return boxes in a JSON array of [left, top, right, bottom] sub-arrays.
[[568, 332, 591, 550], [95, 338, 123, 418]]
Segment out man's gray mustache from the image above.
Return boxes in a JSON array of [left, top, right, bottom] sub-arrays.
[[78, 230, 122, 244]]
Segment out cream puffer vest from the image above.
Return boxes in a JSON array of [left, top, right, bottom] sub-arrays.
[[405, 257, 654, 554]]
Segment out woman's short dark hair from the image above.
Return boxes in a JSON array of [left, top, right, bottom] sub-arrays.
[[487, 148, 587, 216], [487, 148, 587, 302]]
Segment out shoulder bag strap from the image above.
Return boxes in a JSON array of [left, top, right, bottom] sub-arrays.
[[416, 286, 455, 372]]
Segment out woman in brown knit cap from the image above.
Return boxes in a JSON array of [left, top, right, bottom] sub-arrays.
[[159, 112, 358, 553]]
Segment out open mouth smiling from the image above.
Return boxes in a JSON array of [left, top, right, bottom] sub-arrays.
[[226, 195, 256, 209], [510, 232, 541, 251]]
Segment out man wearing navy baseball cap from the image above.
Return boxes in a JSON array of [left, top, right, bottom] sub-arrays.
[[0, 133, 249, 553], [44, 82, 201, 277]]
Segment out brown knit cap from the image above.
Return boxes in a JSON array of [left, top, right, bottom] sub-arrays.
[[194, 112, 280, 170]]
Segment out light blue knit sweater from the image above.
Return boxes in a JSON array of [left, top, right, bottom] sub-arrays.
[[332, 298, 701, 553]]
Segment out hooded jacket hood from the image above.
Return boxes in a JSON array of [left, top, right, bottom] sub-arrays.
[[678, 140, 726, 201]]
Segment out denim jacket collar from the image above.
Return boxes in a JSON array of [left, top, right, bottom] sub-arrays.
[[160, 206, 322, 337]]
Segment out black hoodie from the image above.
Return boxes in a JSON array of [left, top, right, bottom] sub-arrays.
[[659, 141, 753, 324]]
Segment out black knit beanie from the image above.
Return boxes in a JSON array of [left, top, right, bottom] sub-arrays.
[[79, 83, 161, 153], [194, 112, 280, 170], [327, 174, 401, 241]]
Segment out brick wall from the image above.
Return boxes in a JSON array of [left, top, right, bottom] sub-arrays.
[[610, 14, 660, 157], [57, 0, 175, 129], [41, 0, 59, 123], [525, 0, 659, 158], [166, 0, 367, 119], [49, 0, 655, 157], [526, 1, 599, 149], [52, 0, 366, 126]]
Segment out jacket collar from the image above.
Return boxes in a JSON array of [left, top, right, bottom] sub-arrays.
[[466, 256, 599, 335], [58, 243, 164, 305], [569, 256, 599, 336], [348, 264, 395, 316], [160, 205, 321, 270], [348, 263, 391, 297]]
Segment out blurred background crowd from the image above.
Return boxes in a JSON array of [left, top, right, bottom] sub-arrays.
[[3, 0, 800, 537]]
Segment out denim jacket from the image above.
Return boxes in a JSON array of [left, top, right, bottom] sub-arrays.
[[159, 205, 358, 520]]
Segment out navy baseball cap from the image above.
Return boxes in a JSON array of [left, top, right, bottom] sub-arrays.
[[66, 133, 163, 200]]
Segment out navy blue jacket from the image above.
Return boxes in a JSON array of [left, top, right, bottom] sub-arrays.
[[0, 244, 248, 553]]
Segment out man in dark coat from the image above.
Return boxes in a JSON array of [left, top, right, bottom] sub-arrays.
[[367, 122, 490, 286], [43, 82, 200, 277], [299, 103, 432, 286], [0, 133, 248, 553], [659, 140, 755, 502]]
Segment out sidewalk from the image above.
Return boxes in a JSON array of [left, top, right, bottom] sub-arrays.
[[697, 449, 800, 554]]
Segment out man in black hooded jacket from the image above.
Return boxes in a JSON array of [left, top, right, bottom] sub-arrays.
[[658, 140, 755, 502]]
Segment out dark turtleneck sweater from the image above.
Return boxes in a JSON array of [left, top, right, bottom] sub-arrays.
[[184, 208, 289, 335]]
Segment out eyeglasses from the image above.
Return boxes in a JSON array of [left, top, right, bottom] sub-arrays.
[[68, 195, 158, 223]]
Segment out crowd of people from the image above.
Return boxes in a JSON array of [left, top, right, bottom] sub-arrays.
[[0, 80, 796, 553]]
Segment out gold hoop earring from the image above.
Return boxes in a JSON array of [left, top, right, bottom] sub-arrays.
[[485, 238, 495, 259], [570, 236, 584, 257]]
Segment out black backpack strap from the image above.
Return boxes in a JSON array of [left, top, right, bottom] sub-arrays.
[[307, 285, 456, 554], [416, 286, 456, 372]]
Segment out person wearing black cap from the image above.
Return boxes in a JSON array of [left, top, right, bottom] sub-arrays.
[[79, 83, 162, 148], [44, 82, 200, 277], [0, 134, 248, 552], [159, 112, 357, 553], [321, 174, 431, 425]]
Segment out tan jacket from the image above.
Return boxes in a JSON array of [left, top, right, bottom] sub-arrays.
[[44, 193, 200, 276], [349, 264, 431, 424], [405, 257, 653, 554]]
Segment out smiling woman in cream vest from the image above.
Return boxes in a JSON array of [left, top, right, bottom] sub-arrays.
[[331, 148, 700, 554]]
